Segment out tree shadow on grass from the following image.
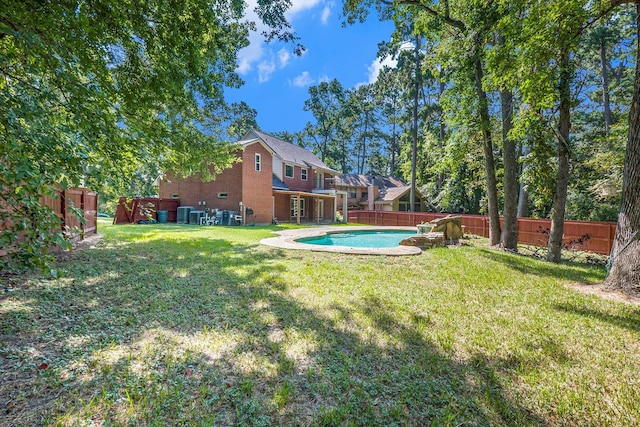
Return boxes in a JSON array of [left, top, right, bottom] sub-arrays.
[[1, 231, 551, 426], [475, 248, 605, 284], [554, 302, 640, 333]]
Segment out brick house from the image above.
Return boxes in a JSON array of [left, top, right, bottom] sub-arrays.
[[159, 129, 346, 224], [331, 174, 425, 212]]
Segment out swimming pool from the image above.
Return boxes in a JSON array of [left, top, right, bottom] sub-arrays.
[[295, 230, 417, 248], [260, 226, 422, 255]]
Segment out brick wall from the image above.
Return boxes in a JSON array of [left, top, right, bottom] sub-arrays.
[[324, 198, 334, 220], [240, 143, 273, 224], [273, 193, 291, 222], [159, 143, 277, 224], [282, 164, 314, 192], [159, 151, 244, 212]]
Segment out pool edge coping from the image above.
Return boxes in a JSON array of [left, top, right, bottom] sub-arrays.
[[260, 226, 422, 256]]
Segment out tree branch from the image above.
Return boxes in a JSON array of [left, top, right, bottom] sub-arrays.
[[578, 0, 639, 37], [382, 0, 467, 32]]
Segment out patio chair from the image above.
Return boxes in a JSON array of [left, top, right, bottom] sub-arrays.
[[200, 210, 219, 225]]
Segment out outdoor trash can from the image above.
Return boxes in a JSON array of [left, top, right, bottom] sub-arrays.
[[157, 210, 168, 223]]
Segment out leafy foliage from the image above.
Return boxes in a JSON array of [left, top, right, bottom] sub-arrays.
[[0, 0, 297, 273]]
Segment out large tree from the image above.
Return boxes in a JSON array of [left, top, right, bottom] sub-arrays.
[[344, 0, 508, 245], [301, 79, 350, 171], [0, 0, 297, 273], [604, 1, 640, 296]]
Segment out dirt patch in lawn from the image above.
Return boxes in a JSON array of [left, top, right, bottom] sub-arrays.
[[566, 282, 640, 305]]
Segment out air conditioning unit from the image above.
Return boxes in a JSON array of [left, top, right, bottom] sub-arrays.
[[177, 206, 194, 223]]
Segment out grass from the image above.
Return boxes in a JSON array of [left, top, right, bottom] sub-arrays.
[[1, 219, 639, 426]]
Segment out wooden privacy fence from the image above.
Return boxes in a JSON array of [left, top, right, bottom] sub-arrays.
[[42, 188, 98, 239], [113, 197, 180, 224], [347, 210, 617, 255], [1, 187, 97, 257]]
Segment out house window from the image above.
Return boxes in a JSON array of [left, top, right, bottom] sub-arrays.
[[361, 192, 367, 198], [217, 193, 228, 199], [315, 172, 324, 189], [285, 164, 294, 178], [255, 153, 261, 172], [290, 198, 305, 217], [348, 189, 357, 199], [301, 168, 308, 181]]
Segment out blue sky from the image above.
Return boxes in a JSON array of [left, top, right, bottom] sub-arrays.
[[226, 0, 396, 136]]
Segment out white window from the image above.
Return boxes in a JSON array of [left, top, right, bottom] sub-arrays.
[[290, 198, 305, 217], [285, 164, 294, 178], [315, 172, 324, 189], [348, 189, 357, 199], [255, 153, 261, 172], [301, 168, 308, 181]]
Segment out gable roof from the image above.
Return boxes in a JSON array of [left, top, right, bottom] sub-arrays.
[[334, 174, 407, 189], [241, 129, 336, 172], [378, 185, 412, 202], [359, 185, 423, 204]]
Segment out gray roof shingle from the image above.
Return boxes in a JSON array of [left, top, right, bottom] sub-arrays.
[[242, 129, 336, 172], [334, 174, 407, 188], [272, 175, 289, 190]]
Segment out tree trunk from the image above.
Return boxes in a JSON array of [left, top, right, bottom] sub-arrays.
[[600, 28, 613, 135], [546, 49, 572, 263], [473, 52, 501, 246], [438, 79, 446, 191], [604, 4, 640, 296], [517, 182, 529, 217], [517, 143, 530, 218], [500, 88, 519, 250], [390, 107, 397, 176], [410, 33, 420, 212], [359, 120, 368, 174]]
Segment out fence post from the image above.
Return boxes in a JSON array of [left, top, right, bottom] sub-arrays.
[[61, 190, 67, 231], [80, 189, 85, 239], [94, 191, 98, 235]]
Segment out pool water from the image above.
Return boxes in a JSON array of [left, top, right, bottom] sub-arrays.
[[296, 230, 417, 248]]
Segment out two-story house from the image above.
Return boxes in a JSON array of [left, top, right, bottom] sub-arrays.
[[332, 174, 425, 212], [159, 130, 346, 224]]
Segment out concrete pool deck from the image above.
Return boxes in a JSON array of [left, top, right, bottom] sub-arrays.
[[260, 226, 423, 256]]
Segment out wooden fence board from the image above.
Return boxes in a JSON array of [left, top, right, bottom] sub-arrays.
[[348, 210, 616, 255], [1, 187, 98, 258]]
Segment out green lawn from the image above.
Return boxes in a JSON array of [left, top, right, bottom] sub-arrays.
[[1, 219, 639, 426]]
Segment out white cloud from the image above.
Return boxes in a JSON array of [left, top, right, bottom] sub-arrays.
[[287, 0, 323, 19], [236, 0, 321, 77], [236, 0, 263, 75], [290, 71, 314, 87], [258, 60, 277, 83], [364, 55, 398, 85], [277, 48, 291, 68], [321, 6, 331, 24], [318, 74, 330, 83], [355, 42, 413, 84]]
